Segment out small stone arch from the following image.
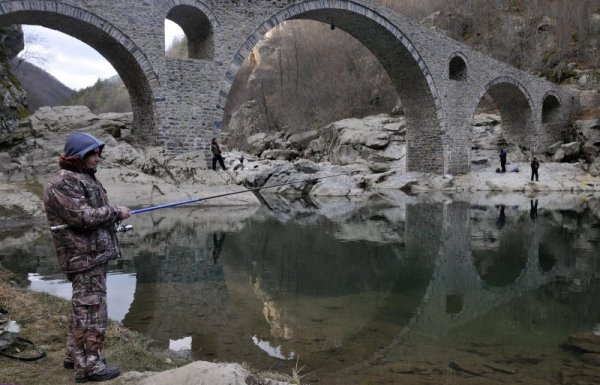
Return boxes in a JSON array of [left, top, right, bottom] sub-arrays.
[[448, 53, 467, 81], [541, 91, 561, 124], [0, 0, 159, 141], [162, 0, 219, 59], [220, 0, 446, 174], [474, 76, 535, 150]]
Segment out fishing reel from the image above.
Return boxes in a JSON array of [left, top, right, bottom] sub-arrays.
[[116, 224, 134, 233]]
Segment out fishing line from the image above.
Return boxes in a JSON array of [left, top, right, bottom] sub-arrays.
[[49, 173, 348, 232]]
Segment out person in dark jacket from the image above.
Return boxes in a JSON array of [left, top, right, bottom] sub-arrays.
[[211, 138, 227, 171], [499, 148, 507, 173], [43, 132, 130, 383], [531, 157, 540, 181]]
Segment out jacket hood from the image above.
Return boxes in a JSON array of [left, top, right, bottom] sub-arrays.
[[64, 132, 105, 160]]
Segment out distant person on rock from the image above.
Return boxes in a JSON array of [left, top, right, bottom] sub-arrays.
[[499, 148, 507, 173], [531, 157, 540, 181], [211, 138, 227, 171], [43, 132, 130, 383]]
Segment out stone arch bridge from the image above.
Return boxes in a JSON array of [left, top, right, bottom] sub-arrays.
[[0, 0, 578, 174]]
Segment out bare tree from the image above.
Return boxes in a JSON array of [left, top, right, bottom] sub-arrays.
[[15, 29, 51, 67]]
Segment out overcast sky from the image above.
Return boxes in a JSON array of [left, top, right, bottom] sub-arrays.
[[21, 22, 184, 90]]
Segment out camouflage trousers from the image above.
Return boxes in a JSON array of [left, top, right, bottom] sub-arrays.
[[65, 263, 108, 379]]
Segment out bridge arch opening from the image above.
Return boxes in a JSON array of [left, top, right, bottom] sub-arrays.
[[222, 19, 400, 162], [165, 4, 214, 59], [449, 55, 467, 81], [221, 1, 445, 174], [0, 1, 159, 142], [472, 78, 534, 167], [473, 224, 528, 288], [542, 93, 561, 124]]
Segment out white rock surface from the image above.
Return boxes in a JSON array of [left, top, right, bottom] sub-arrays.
[[111, 361, 292, 385]]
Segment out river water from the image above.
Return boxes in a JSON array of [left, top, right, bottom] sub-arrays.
[[1, 192, 599, 384]]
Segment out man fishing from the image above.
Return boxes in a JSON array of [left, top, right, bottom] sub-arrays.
[[43, 132, 130, 383]]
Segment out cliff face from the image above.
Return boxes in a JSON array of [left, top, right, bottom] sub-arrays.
[[0, 25, 28, 134]]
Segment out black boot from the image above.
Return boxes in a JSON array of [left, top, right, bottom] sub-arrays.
[[75, 367, 120, 383]]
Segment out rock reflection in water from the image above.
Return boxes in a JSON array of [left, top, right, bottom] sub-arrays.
[[1, 193, 600, 384]]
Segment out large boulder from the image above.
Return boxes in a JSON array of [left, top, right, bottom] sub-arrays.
[[575, 119, 600, 144], [29, 105, 101, 133], [567, 332, 600, 353], [287, 129, 319, 150], [589, 158, 600, 177], [316, 114, 405, 167], [473, 113, 501, 127], [552, 142, 581, 163], [261, 148, 300, 161], [1, 106, 134, 183], [246, 132, 269, 155], [0, 183, 44, 219], [545, 141, 563, 156], [227, 99, 264, 140]]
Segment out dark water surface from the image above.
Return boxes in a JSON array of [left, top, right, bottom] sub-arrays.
[[2, 193, 600, 384]]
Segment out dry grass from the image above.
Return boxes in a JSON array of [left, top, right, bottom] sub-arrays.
[[0, 266, 190, 385], [0, 266, 296, 384], [252, 356, 307, 385]]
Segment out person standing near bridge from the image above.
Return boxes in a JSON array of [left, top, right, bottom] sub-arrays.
[[43, 132, 130, 383], [211, 138, 227, 171], [499, 148, 507, 173], [531, 157, 540, 181]]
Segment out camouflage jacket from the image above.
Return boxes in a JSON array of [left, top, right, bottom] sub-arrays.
[[43, 169, 123, 274]]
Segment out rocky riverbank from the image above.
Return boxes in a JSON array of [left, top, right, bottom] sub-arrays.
[[1, 106, 600, 223]]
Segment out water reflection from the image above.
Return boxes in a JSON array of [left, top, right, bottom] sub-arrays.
[[27, 273, 136, 321], [212, 233, 226, 264], [496, 204, 507, 229], [1, 193, 600, 384], [530, 199, 538, 222]]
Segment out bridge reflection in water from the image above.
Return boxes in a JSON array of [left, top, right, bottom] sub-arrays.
[[3, 194, 599, 384], [116, 194, 600, 383]]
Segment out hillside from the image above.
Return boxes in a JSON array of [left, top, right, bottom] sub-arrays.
[[9, 58, 73, 112], [63, 75, 132, 114], [382, 0, 600, 73]]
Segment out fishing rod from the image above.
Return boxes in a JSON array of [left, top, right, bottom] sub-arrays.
[[49, 173, 346, 232]]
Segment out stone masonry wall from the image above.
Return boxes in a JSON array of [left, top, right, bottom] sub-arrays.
[[0, 0, 579, 174]]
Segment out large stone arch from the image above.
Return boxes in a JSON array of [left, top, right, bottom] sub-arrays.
[[475, 77, 535, 151], [219, 0, 445, 173], [161, 0, 219, 59], [0, 0, 159, 141]]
